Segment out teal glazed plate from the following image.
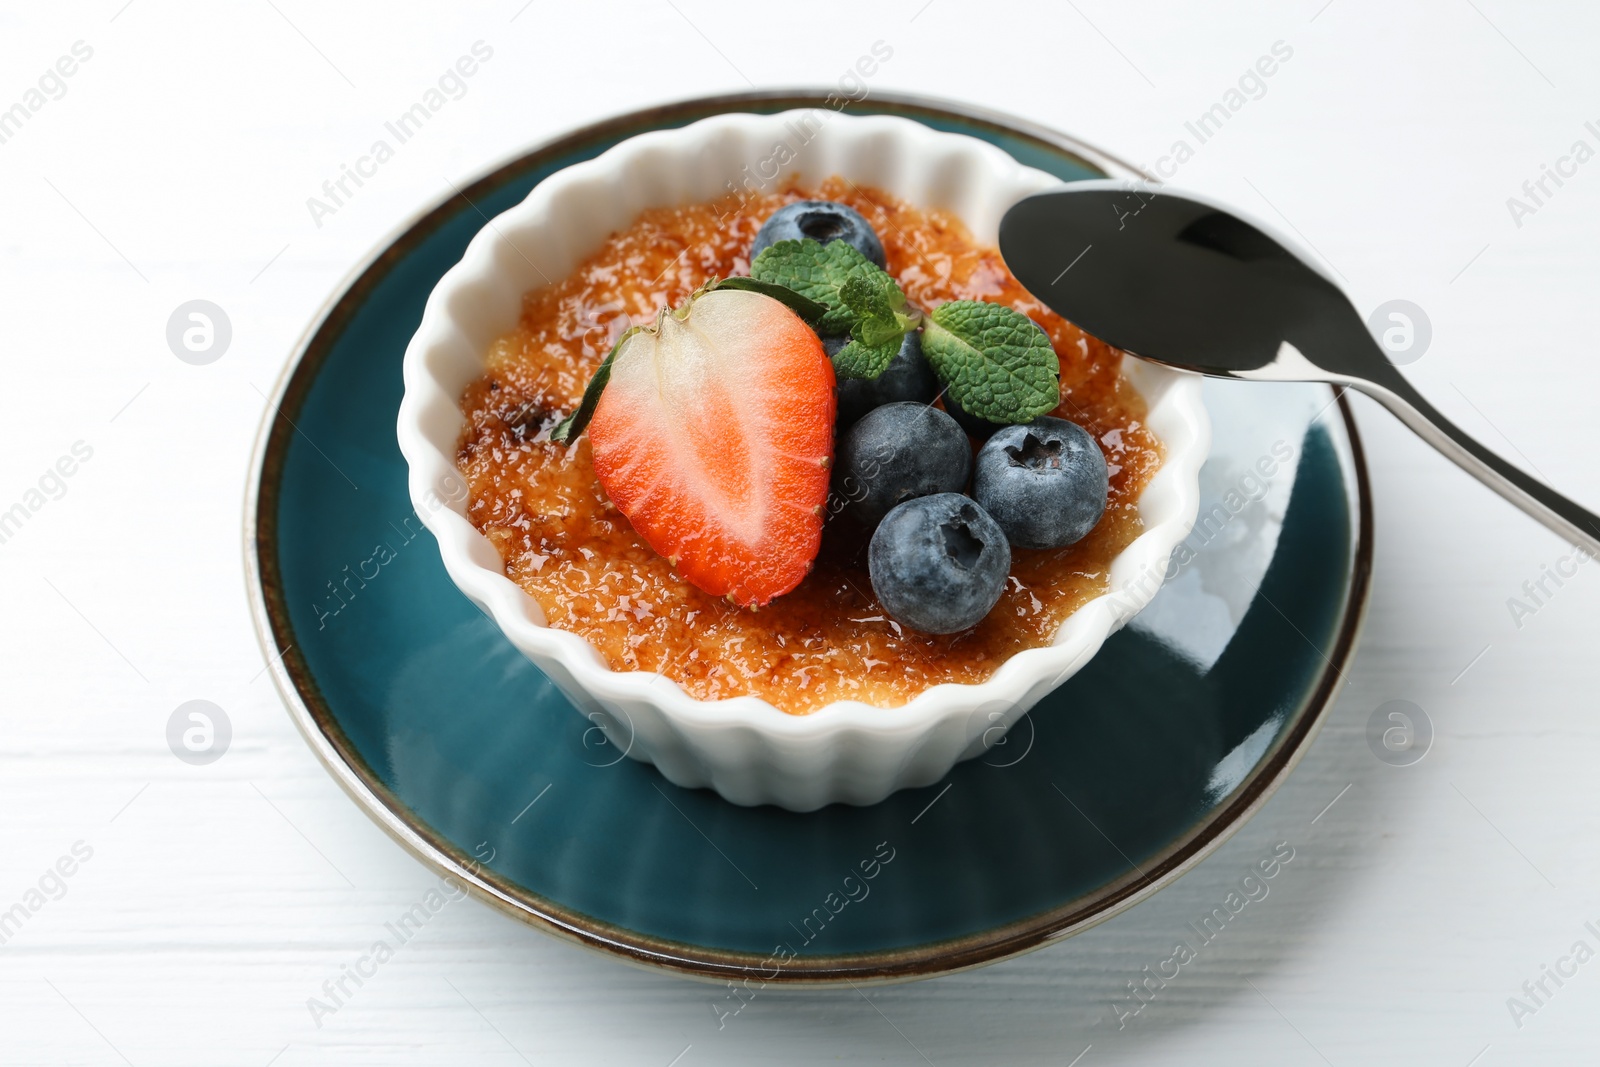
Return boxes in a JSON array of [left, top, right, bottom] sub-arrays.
[[246, 91, 1372, 985]]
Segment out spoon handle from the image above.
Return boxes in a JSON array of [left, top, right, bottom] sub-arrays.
[[1355, 372, 1600, 554]]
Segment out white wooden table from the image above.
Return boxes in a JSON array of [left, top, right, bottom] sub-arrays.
[[3, 2, 1598, 1063]]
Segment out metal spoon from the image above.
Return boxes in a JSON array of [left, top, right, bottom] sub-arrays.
[[999, 179, 1600, 553]]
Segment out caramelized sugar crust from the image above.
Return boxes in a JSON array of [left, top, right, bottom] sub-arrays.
[[457, 179, 1162, 713]]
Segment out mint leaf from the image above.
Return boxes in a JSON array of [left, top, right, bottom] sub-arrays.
[[922, 302, 1059, 424], [550, 325, 644, 444], [750, 238, 880, 334], [750, 238, 928, 382], [831, 336, 903, 380], [839, 270, 918, 348], [706, 275, 827, 324], [830, 272, 919, 379]]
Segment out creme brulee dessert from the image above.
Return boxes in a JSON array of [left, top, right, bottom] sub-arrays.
[[456, 178, 1161, 713]]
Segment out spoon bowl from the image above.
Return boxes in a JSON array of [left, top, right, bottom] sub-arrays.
[[1000, 180, 1600, 553]]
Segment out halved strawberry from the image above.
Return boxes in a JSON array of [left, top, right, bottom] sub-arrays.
[[583, 288, 835, 607]]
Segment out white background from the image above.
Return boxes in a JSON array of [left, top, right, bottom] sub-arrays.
[[3, 1, 1599, 1063]]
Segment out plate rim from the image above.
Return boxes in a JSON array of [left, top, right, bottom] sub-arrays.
[[243, 87, 1375, 986]]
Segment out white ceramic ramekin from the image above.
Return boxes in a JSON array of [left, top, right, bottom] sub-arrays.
[[398, 110, 1209, 811]]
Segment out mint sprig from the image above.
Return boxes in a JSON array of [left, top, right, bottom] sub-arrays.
[[840, 271, 917, 347], [921, 301, 1060, 424], [831, 336, 903, 380], [828, 271, 920, 380], [751, 238, 923, 380], [750, 238, 890, 336]]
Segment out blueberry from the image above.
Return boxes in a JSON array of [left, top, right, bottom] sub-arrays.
[[752, 200, 886, 269], [972, 416, 1108, 550], [868, 494, 1011, 634], [825, 329, 939, 430], [835, 402, 972, 528], [942, 392, 1008, 441]]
